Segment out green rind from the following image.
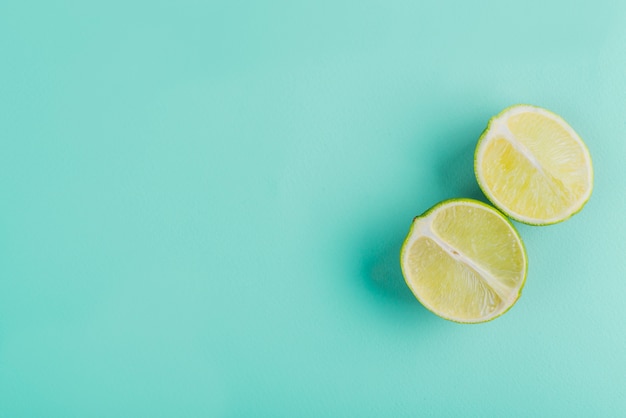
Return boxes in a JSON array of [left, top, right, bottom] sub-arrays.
[[399, 198, 528, 324], [473, 104, 593, 226]]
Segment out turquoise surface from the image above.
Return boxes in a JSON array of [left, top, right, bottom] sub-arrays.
[[1, 1, 625, 416]]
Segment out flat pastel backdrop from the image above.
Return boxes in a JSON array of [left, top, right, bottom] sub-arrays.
[[1, 1, 625, 416]]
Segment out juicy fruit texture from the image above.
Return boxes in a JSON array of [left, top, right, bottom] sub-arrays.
[[400, 199, 527, 323], [475, 104, 593, 225]]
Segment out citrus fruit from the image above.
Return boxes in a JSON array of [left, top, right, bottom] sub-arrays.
[[474, 104, 593, 225], [400, 199, 527, 323]]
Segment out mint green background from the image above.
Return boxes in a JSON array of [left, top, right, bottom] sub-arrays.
[[1, 1, 625, 416]]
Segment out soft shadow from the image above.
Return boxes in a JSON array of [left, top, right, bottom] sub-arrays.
[[362, 235, 416, 302], [435, 125, 489, 203]]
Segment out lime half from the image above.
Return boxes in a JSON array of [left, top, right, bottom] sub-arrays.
[[400, 199, 527, 323], [475, 104, 593, 225]]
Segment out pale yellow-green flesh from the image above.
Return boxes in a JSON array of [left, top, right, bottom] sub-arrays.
[[404, 203, 525, 322], [479, 111, 591, 222]]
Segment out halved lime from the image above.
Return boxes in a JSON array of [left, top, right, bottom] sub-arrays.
[[475, 104, 593, 225], [400, 199, 527, 323]]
